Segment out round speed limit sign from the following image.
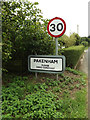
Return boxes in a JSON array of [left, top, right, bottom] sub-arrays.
[[47, 17, 66, 37]]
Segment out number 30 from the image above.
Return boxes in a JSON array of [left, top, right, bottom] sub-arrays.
[[50, 23, 63, 32]]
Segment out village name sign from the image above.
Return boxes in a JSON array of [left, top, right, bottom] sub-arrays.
[[28, 55, 65, 73]]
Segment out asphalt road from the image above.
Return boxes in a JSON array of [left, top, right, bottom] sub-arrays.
[[88, 47, 90, 119], [77, 49, 88, 75]]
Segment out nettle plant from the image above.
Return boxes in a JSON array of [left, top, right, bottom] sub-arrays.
[[2, 70, 87, 119], [2, 86, 64, 119]]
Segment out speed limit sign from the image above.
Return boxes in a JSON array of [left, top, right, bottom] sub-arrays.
[[47, 17, 66, 37]]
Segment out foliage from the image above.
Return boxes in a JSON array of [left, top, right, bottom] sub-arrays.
[[59, 45, 85, 68], [81, 41, 88, 47], [74, 33, 81, 45], [58, 33, 89, 48], [2, 32, 12, 62], [58, 34, 70, 48], [2, 68, 87, 119], [2, 0, 54, 72], [66, 67, 83, 75], [69, 33, 77, 46], [81, 37, 90, 43], [58, 33, 80, 48], [2, 88, 63, 119], [81, 37, 90, 46], [2, 76, 64, 119]]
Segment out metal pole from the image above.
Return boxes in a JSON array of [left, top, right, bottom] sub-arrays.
[[55, 37, 58, 80], [35, 72, 37, 79], [55, 37, 58, 55], [35, 53, 37, 79]]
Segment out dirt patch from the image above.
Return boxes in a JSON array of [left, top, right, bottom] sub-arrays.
[[64, 71, 81, 78], [28, 72, 62, 83], [27, 71, 82, 84], [26, 71, 87, 99]]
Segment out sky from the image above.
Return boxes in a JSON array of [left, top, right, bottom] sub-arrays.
[[29, 0, 89, 37]]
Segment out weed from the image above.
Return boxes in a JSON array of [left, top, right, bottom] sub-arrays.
[[2, 68, 87, 119], [69, 85, 75, 90], [75, 84, 80, 89], [60, 78, 64, 82], [63, 90, 69, 94], [60, 82, 65, 88], [66, 67, 82, 75], [59, 73, 64, 77], [25, 83, 35, 93], [53, 87, 61, 92]]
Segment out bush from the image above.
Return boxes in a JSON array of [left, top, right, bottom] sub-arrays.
[[81, 41, 88, 47], [2, 1, 55, 73], [59, 45, 85, 68]]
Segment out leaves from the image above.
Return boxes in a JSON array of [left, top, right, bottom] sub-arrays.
[[2, 69, 87, 119], [2, 0, 54, 71]]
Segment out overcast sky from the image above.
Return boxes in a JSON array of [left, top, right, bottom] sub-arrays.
[[29, 0, 89, 37]]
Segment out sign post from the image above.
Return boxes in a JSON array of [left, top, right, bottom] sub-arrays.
[[28, 17, 66, 79], [47, 17, 66, 80], [55, 37, 58, 56], [55, 37, 58, 80]]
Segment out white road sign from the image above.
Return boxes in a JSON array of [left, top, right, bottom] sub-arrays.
[[28, 55, 65, 73]]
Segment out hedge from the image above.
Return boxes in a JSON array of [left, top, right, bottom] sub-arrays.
[[59, 45, 85, 68]]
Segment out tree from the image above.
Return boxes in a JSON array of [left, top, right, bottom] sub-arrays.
[[2, 0, 54, 72], [69, 33, 77, 46], [81, 37, 90, 46], [81, 41, 88, 47], [74, 33, 81, 45], [58, 34, 69, 48], [58, 33, 77, 48]]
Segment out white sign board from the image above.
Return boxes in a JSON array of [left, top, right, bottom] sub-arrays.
[[28, 55, 65, 73]]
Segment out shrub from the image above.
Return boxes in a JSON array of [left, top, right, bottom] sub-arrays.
[[2, 1, 55, 73], [81, 41, 88, 47], [59, 45, 85, 68]]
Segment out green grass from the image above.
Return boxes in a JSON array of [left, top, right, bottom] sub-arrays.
[[66, 67, 83, 75], [59, 88, 87, 118], [70, 88, 87, 118], [2, 68, 88, 119]]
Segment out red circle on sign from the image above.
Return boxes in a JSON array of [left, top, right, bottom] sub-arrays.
[[47, 17, 66, 37]]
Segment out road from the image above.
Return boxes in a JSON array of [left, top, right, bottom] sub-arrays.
[[88, 47, 90, 119], [76, 49, 88, 75]]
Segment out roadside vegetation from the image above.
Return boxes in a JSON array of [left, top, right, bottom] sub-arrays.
[[2, 68, 88, 119], [2, 0, 90, 73], [2, 0, 88, 119], [59, 45, 85, 68]]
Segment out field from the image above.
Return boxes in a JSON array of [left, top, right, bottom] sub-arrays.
[[2, 67, 88, 119]]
